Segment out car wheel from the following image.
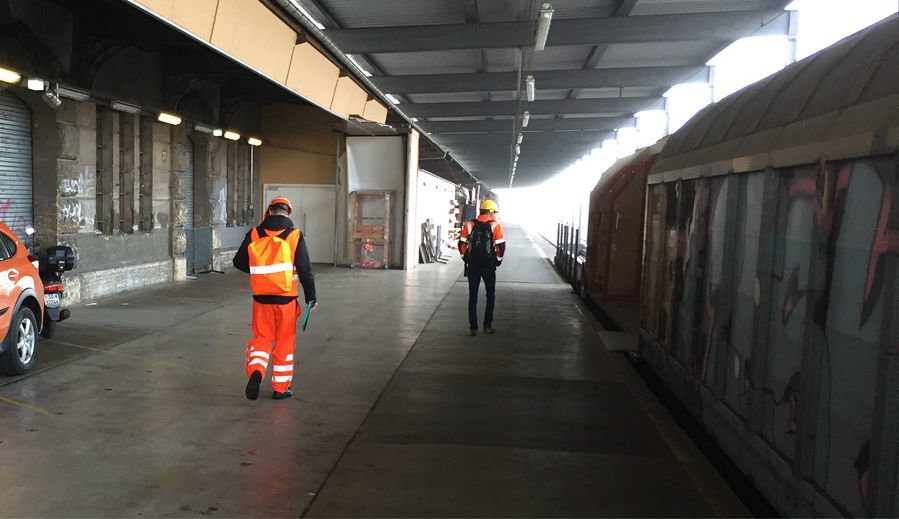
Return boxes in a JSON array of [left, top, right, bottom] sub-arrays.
[[40, 316, 56, 339], [1, 307, 39, 375]]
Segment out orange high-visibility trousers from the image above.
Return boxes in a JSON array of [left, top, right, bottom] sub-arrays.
[[246, 301, 298, 393]]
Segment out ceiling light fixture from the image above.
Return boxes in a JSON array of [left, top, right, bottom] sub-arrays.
[[385, 94, 401, 105], [58, 85, 91, 101], [26, 78, 45, 91], [157, 113, 182, 126], [247, 137, 262, 146], [223, 131, 241, 141], [535, 3, 554, 51], [517, 134, 523, 144], [0, 67, 21, 84], [525, 75, 535, 102], [287, 0, 325, 30], [522, 111, 530, 127], [213, 129, 224, 137], [194, 124, 215, 134], [111, 101, 141, 114]]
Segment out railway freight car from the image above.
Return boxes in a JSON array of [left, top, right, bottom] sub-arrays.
[[640, 16, 898, 518], [586, 138, 667, 306]]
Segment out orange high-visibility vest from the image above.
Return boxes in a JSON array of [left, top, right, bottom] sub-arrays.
[[248, 227, 301, 297]]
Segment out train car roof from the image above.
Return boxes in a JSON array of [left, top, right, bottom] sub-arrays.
[[650, 14, 898, 184], [592, 137, 668, 197]]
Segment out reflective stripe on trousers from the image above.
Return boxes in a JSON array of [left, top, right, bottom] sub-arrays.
[[246, 301, 299, 392]]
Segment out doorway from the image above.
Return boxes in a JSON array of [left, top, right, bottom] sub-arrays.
[[262, 184, 336, 264]]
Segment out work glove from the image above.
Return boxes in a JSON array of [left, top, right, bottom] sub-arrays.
[[496, 259, 503, 267]]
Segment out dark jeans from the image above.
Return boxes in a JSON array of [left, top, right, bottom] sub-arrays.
[[467, 265, 496, 329]]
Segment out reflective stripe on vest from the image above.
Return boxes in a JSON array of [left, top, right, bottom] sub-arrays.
[[248, 227, 301, 297]]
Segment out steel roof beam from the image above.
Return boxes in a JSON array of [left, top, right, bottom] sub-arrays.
[[420, 117, 633, 133], [325, 11, 789, 53], [373, 66, 706, 94], [402, 97, 663, 118], [435, 132, 613, 145]]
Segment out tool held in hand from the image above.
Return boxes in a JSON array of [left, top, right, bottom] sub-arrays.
[[301, 300, 315, 331]]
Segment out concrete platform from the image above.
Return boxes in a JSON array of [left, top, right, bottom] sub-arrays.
[[0, 225, 749, 518]]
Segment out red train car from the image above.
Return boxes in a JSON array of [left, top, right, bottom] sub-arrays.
[[585, 138, 666, 304]]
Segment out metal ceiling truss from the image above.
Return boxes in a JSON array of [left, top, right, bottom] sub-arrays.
[[285, 0, 792, 187]]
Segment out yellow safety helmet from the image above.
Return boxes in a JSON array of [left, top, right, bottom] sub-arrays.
[[480, 199, 499, 213]]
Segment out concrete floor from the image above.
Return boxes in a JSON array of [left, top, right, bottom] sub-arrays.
[[0, 225, 749, 518]]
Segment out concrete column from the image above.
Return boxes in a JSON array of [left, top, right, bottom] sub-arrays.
[[55, 99, 97, 238], [170, 125, 192, 280]]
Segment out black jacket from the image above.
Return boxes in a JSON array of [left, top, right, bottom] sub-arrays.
[[232, 214, 316, 304]]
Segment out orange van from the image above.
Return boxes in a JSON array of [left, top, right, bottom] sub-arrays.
[[0, 223, 44, 375]]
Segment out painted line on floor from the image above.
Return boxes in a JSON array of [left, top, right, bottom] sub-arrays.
[[0, 394, 52, 416], [54, 340, 225, 377]]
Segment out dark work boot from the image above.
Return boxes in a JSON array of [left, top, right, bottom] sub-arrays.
[[272, 388, 293, 400], [484, 326, 495, 334], [469, 328, 478, 336], [245, 371, 262, 401]]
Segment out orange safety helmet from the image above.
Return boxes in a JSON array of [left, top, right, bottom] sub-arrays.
[[266, 196, 293, 216]]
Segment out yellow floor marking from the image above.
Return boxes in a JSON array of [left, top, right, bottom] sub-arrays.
[[0, 394, 52, 416], [55, 340, 224, 377]]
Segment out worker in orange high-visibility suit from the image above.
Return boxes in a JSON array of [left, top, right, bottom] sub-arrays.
[[459, 199, 506, 336], [233, 196, 316, 400]]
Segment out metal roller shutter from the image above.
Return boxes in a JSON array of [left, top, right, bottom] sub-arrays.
[[0, 91, 33, 237], [184, 140, 194, 228]]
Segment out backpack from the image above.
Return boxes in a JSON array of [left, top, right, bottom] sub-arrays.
[[467, 220, 496, 267], [248, 227, 298, 295]]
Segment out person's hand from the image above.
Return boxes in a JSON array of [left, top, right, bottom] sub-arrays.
[[308, 300, 318, 311], [496, 259, 503, 267]]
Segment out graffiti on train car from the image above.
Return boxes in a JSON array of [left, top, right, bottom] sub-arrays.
[[641, 156, 896, 516]]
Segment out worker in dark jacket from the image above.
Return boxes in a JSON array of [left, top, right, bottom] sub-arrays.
[[459, 199, 506, 336], [233, 196, 316, 401]]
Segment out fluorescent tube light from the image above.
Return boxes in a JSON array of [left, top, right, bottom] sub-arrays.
[[522, 111, 530, 127], [223, 131, 241, 141], [287, 0, 325, 30], [111, 101, 141, 114], [213, 129, 224, 137], [58, 85, 91, 101], [385, 94, 401, 104], [157, 113, 182, 125], [346, 55, 372, 77], [517, 134, 523, 144], [194, 124, 215, 134], [247, 137, 262, 146], [525, 75, 535, 102], [535, 3, 554, 51], [0, 67, 21, 84], [26, 78, 45, 91]]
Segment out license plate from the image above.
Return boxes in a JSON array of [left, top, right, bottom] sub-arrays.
[[44, 293, 61, 308]]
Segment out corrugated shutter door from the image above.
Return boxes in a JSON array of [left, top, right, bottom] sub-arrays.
[[184, 140, 194, 228], [0, 91, 33, 237]]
